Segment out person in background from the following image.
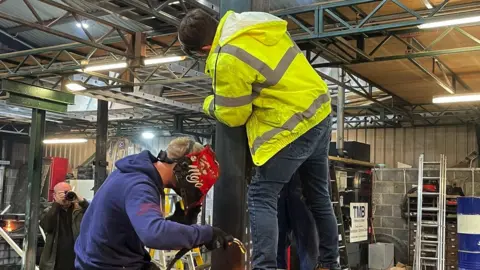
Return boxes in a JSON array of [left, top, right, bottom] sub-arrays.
[[178, 8, 337, 270], [74, 137, 232, 270], [277, 173, 319, 270], [40, 182, 89, 270]]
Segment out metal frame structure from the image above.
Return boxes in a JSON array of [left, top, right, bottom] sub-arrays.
[[285, 0, 480, 128], [0, 0, 479, 134], [272, 0, 478, 41]]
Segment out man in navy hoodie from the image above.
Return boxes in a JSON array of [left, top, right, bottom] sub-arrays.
[[74, 137, 230, 270]]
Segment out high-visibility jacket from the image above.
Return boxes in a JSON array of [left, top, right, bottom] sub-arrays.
[[202, 11, 331, 166]]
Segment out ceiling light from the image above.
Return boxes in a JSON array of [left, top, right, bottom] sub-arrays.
[[43, 138, 88, 144], [142, 131, 155, 139], [418, 15, 480, 29], [421, 0, 433, 9], [65, 82, 86, 91], [76, 22, 89, 28], [143, 56, 187, 66], [169, 1, 180, 5], [84, 61, 128, 72], [432, 93, 480, 104]]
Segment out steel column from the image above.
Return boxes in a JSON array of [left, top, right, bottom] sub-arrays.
[[94, 100, 108, 192], [23, 108, 46, 270], [336, 70, 345, 156], [211, 1, 252, 270], [476, 124, 480, 167]]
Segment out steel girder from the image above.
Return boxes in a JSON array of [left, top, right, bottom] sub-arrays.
[[282, 0, 480, 128], [272, 0, 480, 41], [0, 0, 136, 57], [312, 27, 480, 74]]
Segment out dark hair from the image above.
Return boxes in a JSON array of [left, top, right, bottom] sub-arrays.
[[178, 9, 218, 51]]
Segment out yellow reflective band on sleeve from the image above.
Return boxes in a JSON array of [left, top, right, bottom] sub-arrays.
[[251, 93, 331, 153], [215, 44, 301, 93], [214, 94, 253, 107]]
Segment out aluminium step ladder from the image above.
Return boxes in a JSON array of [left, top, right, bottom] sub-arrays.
[[414, 154, 446, 270], [329, 166, 350, 270]]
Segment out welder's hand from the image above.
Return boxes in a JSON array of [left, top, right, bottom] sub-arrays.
[[204, 227, 234, 250]]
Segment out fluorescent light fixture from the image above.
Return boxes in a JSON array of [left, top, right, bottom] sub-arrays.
[[84, 61, 128, 72], [432, 93, 480, 104], [169, 1, 180, 5], [142, 131, 155, 139], [65, 82, 86, 91], [43, 138, 88, 144], [418, 15, 480, 29], [76, 22, 89, 28], [143, 56, 187, 66], [421, 0, 433, 9]]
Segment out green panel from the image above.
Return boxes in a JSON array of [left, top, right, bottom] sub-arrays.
[[7, 93, 68, 113], [2, 79, 75, 104]]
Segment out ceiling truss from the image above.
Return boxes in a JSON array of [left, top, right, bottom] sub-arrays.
[[0, 0, 479, 134]]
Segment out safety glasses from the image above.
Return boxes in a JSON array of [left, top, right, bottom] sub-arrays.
[[178, 35, 209, 60]]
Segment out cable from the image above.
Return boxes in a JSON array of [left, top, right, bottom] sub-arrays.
[[165, 248, 190, 270]]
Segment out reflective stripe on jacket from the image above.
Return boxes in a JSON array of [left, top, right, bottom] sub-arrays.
[[202, 11, 331, 166]]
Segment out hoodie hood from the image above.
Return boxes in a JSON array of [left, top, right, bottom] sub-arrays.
[[210, 11, 287, 54], [115, 150, 163, 189]]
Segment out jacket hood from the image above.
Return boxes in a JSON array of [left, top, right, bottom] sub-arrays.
[[115, 150, 163, 189], [215, 11, 287, 48]]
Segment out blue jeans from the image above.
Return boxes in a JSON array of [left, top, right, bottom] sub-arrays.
[[248, 116, 339, 270], [277, 172, 318, 270]]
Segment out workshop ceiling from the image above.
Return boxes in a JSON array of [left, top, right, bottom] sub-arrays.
[[0, 0, 479, 134]]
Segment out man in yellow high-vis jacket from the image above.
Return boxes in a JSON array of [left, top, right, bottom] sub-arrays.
[[179, 9, 339, 270]]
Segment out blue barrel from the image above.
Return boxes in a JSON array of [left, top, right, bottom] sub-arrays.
[[458, 197, 480, 270]]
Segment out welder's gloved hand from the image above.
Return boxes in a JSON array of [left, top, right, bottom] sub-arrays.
[[166, 202, 201, 225], [204, 227, 234, 250]]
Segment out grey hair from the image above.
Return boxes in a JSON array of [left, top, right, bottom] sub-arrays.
[[166, 137, 203, 159]]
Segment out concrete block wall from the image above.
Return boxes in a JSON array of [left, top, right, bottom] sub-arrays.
[[373, 169, 480, 245], [372, 170, 416, 244]]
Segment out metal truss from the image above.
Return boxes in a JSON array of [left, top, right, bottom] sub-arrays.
[[313, 27, 480, 91], [1, 0, 479, 132], [279, 0, 480, 129], [49, 113, 215, 138], [0, 122, 29, 135], [272, 0, 480, 41], [0, 0, 136, 57], [337, 106, 480, 129]]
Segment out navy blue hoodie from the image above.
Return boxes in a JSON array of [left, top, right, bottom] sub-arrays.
[[74, 151, 213, 270]]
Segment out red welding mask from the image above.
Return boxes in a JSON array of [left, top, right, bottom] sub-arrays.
[[158, 144, 220, 212]]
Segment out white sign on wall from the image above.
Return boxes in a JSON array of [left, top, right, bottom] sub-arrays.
[[349, 202, 368, 243]]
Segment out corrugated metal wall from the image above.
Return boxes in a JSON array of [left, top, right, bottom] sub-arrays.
[[6, 135, 202, 170], [332, 125, 478, 167], [44, 140, 97, 170], [6, 127, 476, 169]]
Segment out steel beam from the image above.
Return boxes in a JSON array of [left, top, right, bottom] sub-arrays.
[[211, 1, 251, 270], [0, 11, 127, 56], [336, 70, 345, 155], [115, 0, 181, 27], [273, 1, 480, 41], [23, 108, 46, 270], [94, 100, 108, 192]]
